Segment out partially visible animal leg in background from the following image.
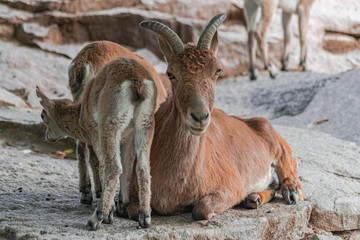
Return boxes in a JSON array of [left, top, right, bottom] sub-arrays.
[[281, 12, 293, 71], [88, 145, 102, 198], [244, 0, 260, 80], [256, 0, 279, 79], [77, 140, 93, 205], [298, 0, 315, 71]]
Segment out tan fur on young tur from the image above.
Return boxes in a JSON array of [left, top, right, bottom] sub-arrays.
[[67, 41, 168, 206], [125, 13, 304, 221], [37, 57, 161, 230], [244, 0, 315, 80]]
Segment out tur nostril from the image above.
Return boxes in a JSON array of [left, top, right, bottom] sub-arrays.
[[202, 113, 209, 120], [191, 113, 209, 123], [191, 113, 200, 122]]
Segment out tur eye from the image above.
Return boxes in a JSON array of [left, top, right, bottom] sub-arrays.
[[167, 72, 175, 80], [41, 111, 48, 124], [215, 69, 223, 77]]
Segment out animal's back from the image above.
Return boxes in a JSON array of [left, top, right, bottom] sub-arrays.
[[79, 58, 155, 141], [69, 41, 167, 109]]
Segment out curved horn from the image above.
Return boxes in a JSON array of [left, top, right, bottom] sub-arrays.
[[139, 21, 184, 53], [197, 13, 226, 51]]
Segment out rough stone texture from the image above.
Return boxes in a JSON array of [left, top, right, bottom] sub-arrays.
[[305, 235, 343, 240], [1, 0, 359, 78], [216, 69, 360, 146], [0, 107, 75, 157], [0, 142, 312, 240], [323, 32, 360, 54], [274, 69, 360, 145], [0, 41, 71, 107], [276, 126, 360, 232], [215, 71, 332, 119], [1, 0, 142, 13], [0, 87, 27, 107]]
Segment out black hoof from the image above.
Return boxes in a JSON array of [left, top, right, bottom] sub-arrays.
[[80, 187, 93, 205], [87, 210, 104, 231], [281, 58, 289, 72], [96, 190, 102, 199], [138, 212, 151, 228], [116, 201, 129, 218], [282, 189, 299, 205], [300, 60, 306, 71], [249, 67, 258, 81], [242, 193, 261, 209], [264, 64, 278, 79]]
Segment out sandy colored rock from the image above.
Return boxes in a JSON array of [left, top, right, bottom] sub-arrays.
[[0, 41, 71, 107], [323, 32, 360, 54], [0, 87, 27, 108]]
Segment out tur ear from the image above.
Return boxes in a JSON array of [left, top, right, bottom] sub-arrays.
[[36, 86, 54, 111], [158, 35, 174, 62], [210, 31, 219, 56]]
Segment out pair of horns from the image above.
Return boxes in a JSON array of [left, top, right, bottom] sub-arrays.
[[139, 13, 226, 53]]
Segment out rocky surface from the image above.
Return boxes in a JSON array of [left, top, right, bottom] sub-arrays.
[[0, 0, 359, 79], [1, 123, 359, 239], [278, 127, 360, 232], [216, 69, 360, 146], [274, 69, 360, 145], [0, 127, 311, 240]]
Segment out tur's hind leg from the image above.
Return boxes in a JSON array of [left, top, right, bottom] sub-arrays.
[[87, 82, 135, 231], [133, 80, 156, 228], [281, 11, 293, 71], [192, 192, 238, 221], [77, 140, 92, 205], [117, 135, 135, 218], [242, 190, 276, 209], [87, 145, 102, 198]]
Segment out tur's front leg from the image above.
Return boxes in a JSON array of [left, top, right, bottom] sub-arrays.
[[192, 193, 237, 221], [77, 140, 92, 205], [275, 135, 304, 205]]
